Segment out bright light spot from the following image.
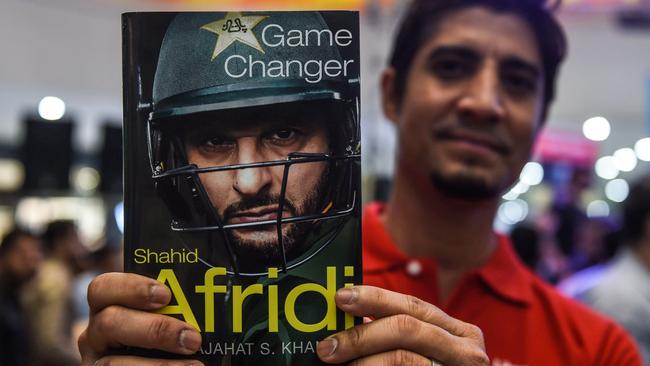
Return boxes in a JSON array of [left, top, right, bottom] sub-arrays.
[[605, 179, 629, 203], [635, 138, 650, 161], [0, 206, 15, 240], [73, 167, 100, 192], [38, 96, 66, 121], [15, 198, 52, 230], [511, 181, 530, 195], [586, 200, 610, 218], [502, 190, 519, 201], [595, 156, 619, 180], [520, 162, 544, 186], [582, 116, 610, 141], [497, 199, 529, 225], [503, 181, 528, 200], [114, 201, 124, 234], [0, 159, 24, 192], [15, 197, 105, 243], [613, 148, 637, 172]]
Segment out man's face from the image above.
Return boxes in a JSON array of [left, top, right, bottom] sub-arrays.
[[385, 7, 544, 200], [64, 228, 87, 265], [1, 235, 43, 284], [183, 106, 330, 263]]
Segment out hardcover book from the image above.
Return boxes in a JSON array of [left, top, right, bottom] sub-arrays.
[[122, 11, 361, 365]]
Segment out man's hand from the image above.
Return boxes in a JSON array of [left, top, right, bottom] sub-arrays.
[[79, 274, 486, 366], [317, 286, 489, 366], [78, 272, 204, 366]]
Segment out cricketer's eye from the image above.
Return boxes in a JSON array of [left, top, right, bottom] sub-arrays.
[[198, 135, 235, 153], [273, 129, 296, 140], [266, 127, 302, 146]]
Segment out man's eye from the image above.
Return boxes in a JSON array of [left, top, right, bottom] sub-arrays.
[[206, 137, 227, 146], [270, 129, 297, 141], [431, 58, 474, 80], [199, 136, 233, 151], [502, 72, 537, 96], [265, 128, 303, 147]]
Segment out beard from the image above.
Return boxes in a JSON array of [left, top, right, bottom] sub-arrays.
[[427, 122, 514, 201], [219, 173, 328, 271], [430, 168, 501, 201]]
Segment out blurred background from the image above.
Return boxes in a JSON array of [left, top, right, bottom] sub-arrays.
[[1, 0, 650, 363]]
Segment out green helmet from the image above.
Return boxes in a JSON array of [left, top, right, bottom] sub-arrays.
[[151, 12, 357, 117], [147, 11, 360, 276]]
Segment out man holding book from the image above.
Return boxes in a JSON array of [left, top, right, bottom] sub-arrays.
[[79, 1, 642, 365]]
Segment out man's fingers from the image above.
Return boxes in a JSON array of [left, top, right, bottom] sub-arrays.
[[91, 356, 204, 366], [336, 286, 481, 339], [317, 314, 473, 364], [348, 349, 433, 366], [80, 273, 198, 365], [85, 305, 201, 355], [88, 272, 171, 313]]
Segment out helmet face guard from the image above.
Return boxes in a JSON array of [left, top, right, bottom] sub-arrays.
[[148, 100, 360, 276]]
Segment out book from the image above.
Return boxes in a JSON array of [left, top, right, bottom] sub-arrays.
[[122, 11, 361, 365]]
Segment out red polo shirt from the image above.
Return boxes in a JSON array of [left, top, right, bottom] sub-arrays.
[[362, 203, 642, 366]]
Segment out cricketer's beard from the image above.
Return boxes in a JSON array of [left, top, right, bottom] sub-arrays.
[[220, 173, 328, 271]]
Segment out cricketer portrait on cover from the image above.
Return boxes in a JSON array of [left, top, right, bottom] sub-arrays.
[[122, 11, 361, 365]]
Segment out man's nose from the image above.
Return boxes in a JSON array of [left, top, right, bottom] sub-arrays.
[[457, 64, 505, 123], [232, 138, 273, 196]]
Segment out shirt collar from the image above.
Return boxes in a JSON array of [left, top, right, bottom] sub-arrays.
[[362, 202, 533, 305], [475, 233, 533, 306]]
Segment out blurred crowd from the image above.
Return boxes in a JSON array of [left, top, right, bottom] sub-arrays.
[[511, 174, 650, 363], [0, 220, 122, 366]]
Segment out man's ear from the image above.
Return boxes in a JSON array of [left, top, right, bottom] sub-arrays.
[[381, 67, 400, 125]]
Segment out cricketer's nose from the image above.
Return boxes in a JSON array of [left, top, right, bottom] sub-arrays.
[[232, 138, 273, 197]]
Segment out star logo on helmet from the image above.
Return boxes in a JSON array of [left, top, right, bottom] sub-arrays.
[[201, 12, 268, 61]]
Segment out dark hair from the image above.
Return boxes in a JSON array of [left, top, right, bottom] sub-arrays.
[[623, 175, 650, 245], [42, 220, 76, 252], [388, 0, 567, 120], [0, 228, 37, 257]]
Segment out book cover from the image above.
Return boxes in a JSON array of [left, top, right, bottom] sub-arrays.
[[122, 11, 361, 365]]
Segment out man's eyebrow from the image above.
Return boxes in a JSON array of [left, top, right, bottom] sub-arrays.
[[427, 45, 480, 61], [501, 57, 541, 78], [427, 45, 541, 78]]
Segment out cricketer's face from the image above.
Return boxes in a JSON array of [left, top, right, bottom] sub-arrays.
[[384, 6, 545, 200], [183, 105, 330, 263]]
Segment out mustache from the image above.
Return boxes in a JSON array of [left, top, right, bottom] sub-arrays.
[[222, 194, 297, 222], [435, 125, 512, 155]]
